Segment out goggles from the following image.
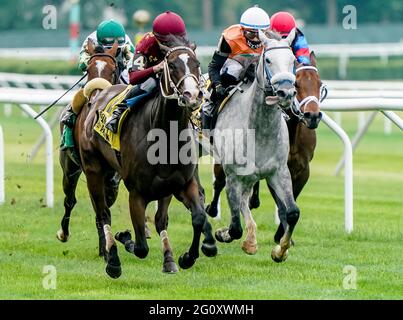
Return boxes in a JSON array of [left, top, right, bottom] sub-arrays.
[[101, 37, 125, 47]]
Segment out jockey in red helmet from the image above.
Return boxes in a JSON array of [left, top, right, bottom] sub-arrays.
[[105, 11, 189, 133], [270, 11, 311, 65]]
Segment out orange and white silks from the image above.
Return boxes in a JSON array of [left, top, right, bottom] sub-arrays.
[[222, 24, 263, 68]]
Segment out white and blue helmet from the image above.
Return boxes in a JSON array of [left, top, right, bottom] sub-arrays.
[[240, 6, 270, 30]]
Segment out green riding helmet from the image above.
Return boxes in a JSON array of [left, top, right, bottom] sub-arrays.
[[96, 20, 126, 47]]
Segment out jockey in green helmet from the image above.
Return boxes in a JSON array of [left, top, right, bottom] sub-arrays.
[[78, 19, 135, 84]]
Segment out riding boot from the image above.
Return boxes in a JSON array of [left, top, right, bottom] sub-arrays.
[[60, 105, 76, 150], [105, 103, 128, 133]]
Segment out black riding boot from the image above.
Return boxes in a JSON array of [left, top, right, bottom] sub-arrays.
[[105, 85, 146, 133]]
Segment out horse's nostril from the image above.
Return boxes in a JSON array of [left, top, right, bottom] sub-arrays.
[[197, 91, 203, 100], [304, 112, 312, 119], [183, 91, 192, 99], [277, 90, 286, 98]]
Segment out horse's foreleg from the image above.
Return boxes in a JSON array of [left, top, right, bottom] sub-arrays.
[[240, 188, 258, 255], [123, 190, 149, 259], [267, 166, 300, 263], [206, 163, 226, 218], [155, 196, 178, 273], [57, 149, 82, 242], [85, 166, 121, 279], [272, 161, 310, 244], [249, 181, 260, 209], [176, 177, 207, 269], [215, 175, 243, 243]]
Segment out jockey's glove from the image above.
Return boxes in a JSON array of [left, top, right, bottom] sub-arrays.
[[215, 83, 226, 100]]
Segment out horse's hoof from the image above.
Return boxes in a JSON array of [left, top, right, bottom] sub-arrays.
[[201, 243, 218, 257], [56, 229, 70, 242], [162, 261, 179, 274], [215, 227, 233, 243], [178, 252, 196, 269], [115, 230, 132, 245], [271, 245, 289, 263], [105, 245, 122, 278], [249, 197, 260, 210], [105, 263, 122, 279], [241, 241, 257, 255], [206, 204, 218, 218]]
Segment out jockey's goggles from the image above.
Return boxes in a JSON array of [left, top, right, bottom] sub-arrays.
[[243, 29, 260, 41], [101, 36, 125, 47]]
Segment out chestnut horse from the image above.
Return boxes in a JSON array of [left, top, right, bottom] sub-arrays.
[[207, 51, 323, 248], [66, 38, 216, 278], [57, 41, 121, 257]]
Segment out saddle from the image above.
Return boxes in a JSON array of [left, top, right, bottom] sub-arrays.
[[93, 85, 133, 151]]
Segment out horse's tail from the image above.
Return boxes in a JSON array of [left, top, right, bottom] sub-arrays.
[[83, 78, 112, 99]]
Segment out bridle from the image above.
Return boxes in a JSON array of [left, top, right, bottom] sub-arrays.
[[290, 65, 328, 122], [257, 46, 296, 98], [87, 52, 120, 85], [159, 46, 201, 100]]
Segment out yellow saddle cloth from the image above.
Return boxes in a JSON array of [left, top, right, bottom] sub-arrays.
[[93, 85, 133, 151]]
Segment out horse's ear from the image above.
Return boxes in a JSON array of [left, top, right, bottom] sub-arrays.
[[310, 51, 317, 67], [107, 39, 119, 56], [286, 28, 297, 47], [159, 43, 170, 56], [258, 29, 270, 45], [189, 42, 197, 52], [87, 39, 95, 56]]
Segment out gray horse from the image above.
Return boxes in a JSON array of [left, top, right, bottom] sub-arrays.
[[213, 29, 299, 262]]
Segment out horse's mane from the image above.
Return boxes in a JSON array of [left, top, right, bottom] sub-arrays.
[[263, 29, 283, 41], [163, 34, 196, 50]]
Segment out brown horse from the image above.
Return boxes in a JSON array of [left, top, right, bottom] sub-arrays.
[[67, 38, 216, 278], [206, 52, 323, 247], [57, 40, 121, 260]]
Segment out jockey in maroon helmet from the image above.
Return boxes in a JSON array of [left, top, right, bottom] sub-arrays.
[[105, 11, 189, 133]]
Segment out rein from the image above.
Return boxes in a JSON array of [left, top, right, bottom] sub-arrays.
[[159, 46, 201, 100]]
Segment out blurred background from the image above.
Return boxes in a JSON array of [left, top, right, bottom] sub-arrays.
[[1, 0, 403, 79]]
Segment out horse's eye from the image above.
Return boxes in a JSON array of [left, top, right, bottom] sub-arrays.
[[168, 63, 175, 70], [265, 58, 270, 64]]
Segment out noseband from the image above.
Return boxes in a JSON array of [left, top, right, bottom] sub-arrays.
[[291, 65, 327, 122], [159, 46, 201, 100]]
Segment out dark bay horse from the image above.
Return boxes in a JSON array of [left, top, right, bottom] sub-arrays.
[[206, 51, 323, 248], [73, 39, 216, 278], [57, 40, 121, 257]]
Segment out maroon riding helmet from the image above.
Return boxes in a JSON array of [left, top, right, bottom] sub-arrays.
[[152, 11, 187, 43]]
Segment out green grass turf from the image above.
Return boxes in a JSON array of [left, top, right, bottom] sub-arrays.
[[0, 107, 402, 299]]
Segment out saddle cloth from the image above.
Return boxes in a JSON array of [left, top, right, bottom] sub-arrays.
[[93, 85, 133, 151]]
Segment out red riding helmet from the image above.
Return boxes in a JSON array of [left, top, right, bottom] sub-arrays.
[[270, 11, 296, 36], [152, 11, 187, 42]]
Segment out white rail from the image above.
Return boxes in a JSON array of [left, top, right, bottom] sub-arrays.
[[321, 112, 353, 233], [17, 104, 54, 208]]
